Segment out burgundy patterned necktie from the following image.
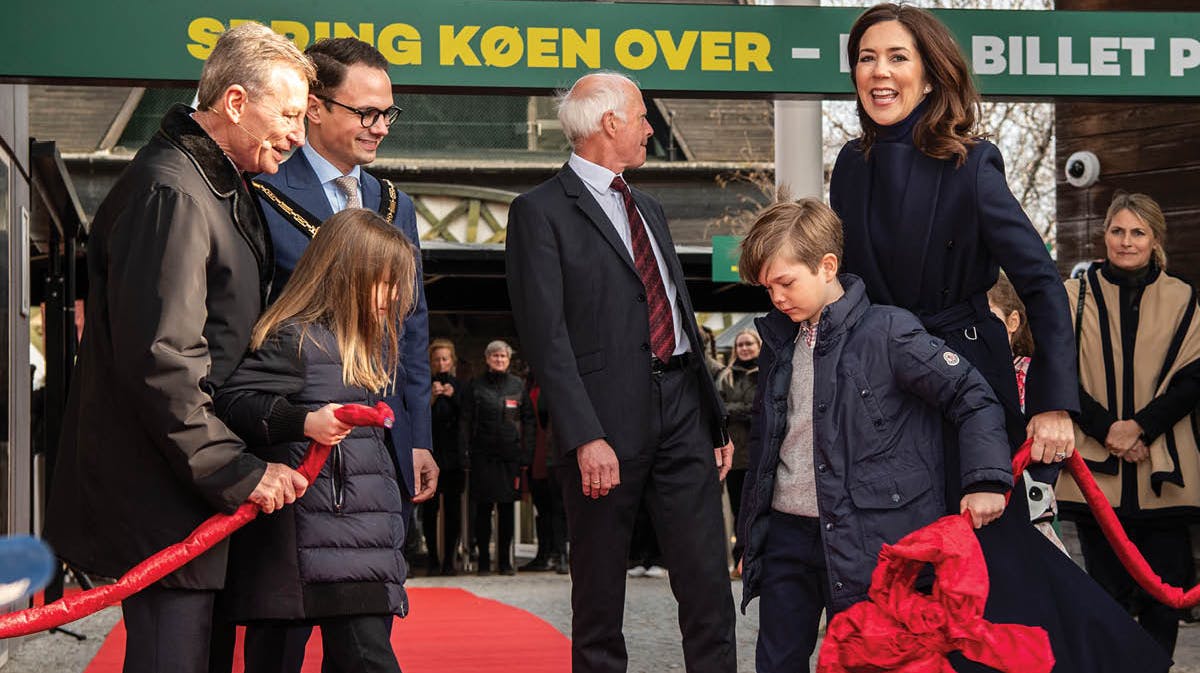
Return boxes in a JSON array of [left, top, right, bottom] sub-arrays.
[[611, 175, 675, 361]]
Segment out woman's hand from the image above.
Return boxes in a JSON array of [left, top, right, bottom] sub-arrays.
[[1105, 419, 1143, 456], [304, 403, 352, 445], [432, 381, 445, 397], [1123, 440, 1151, 463], [960, 492, 1006, 529], [1027, 410, 1075, 464], [442, 383, 455, 397]]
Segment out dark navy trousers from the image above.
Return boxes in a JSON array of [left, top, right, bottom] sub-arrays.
[[755, 510, 829, 673]]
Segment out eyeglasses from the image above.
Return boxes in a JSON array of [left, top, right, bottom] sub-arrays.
[[316, 95, 402, 128]]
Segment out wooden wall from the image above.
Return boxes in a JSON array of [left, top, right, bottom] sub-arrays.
[[1055, 0, 1200, 282]]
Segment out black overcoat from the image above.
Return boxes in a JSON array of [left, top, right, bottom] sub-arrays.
[[461, 371, 535, 503], [43, 105, 272, 589]]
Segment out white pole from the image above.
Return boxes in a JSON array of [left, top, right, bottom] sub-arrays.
[[767, 0, 824, 199]]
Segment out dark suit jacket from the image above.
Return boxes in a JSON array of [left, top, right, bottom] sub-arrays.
[[505, 164, 726, 461], [255, 149, 431, 497], [830, 138, 1079, 420]]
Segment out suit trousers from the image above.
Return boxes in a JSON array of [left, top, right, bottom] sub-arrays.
[[121, 586, 216, 673], [242, 615, 401, 673], [560, 362, 737, 673]]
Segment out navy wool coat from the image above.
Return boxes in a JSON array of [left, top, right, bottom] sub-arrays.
[[830, 138, 1079, 448]]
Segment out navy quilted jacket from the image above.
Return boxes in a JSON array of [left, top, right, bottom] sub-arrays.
[[737, 275, 1011, 614], [215, 322, 408, 621]]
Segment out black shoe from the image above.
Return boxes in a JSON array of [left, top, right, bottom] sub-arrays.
[[426, 560, 441, 577], [499, 566, 516, 576], [441, 563, 458, 577], [556, 554, 569, 575], [476, 567, 492, 577], [519, 557, 552, 572]]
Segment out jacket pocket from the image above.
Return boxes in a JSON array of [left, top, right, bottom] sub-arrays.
[[848, 468, 932, 510], [849, 468, 937, 565], [849, 371, 889, 438], [576, 349, 605, 376]]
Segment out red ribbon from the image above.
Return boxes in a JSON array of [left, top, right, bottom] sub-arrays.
[[817, 512, 1054, 673], [1011, 442, 1200, 610], [820, 436, 1200, 672], [0, 402, 393, 639]]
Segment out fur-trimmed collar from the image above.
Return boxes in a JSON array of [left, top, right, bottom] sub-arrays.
[[158, 103, 244, 197]]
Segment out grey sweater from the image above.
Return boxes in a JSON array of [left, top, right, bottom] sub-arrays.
[[771, 328, 819, 517]]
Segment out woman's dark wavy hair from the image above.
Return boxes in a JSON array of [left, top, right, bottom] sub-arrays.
[[847, 3, 983, 166]]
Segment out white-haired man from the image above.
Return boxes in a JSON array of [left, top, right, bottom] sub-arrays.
[[44, 23, 313, 673], [505, 71, 737, 673]]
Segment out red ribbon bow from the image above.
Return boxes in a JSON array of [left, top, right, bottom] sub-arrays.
[[817, 513, 1054, 673]]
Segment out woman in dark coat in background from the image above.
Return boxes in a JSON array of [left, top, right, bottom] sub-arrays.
[[461, 340, 535, 575], [425, 338, 467, 576], [716, 328, 760, 573], [826, 4, 1170, 672]]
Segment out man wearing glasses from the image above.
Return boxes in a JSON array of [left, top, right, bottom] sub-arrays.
[[247, 37, 435, 672]]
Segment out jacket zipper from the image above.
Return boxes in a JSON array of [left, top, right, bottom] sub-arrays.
[[331, 443, 345, 514]]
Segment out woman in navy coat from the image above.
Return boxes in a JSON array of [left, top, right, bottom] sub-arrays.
[[828, 4, 1171, 672]]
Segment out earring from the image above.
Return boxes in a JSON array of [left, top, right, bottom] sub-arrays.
[[924, 84, 932, 94]]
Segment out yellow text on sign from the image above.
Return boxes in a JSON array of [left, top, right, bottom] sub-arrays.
[[187, 18, 423, 65], [440, 26, 601, 68], [439, 26, 772, 72], [613, 29, 771, 72]]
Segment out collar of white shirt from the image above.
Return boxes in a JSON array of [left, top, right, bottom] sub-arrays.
[[302, 143, 362, 187], [568, 152, 623, 197]]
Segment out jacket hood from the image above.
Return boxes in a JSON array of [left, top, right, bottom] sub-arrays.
[[755, 273, 871, 355], [158, 103, 244, 198]]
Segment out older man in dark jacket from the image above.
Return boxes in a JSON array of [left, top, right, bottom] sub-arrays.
[[43, 23, 314, 673]]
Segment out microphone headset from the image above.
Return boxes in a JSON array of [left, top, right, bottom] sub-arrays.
[[236, 121, 274, 151], [209, 106, 273, 150]]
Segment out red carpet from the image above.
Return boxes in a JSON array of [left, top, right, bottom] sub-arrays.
[[82, 588, 570, 673]]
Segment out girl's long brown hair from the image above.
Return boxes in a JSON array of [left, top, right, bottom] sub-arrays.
[[252, 208, 417, 392], [847, 3, 982, 166]]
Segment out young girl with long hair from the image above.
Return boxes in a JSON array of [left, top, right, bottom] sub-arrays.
[[215, 208, 417, 672]]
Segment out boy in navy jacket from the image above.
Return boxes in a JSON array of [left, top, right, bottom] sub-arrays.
[[734, 198, 1012, 672]]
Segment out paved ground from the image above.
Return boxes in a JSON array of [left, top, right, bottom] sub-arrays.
[[8, 532, 1200, 672]]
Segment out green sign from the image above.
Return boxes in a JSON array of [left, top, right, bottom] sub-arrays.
[[2, 1, 1198, 97], [712, 235, 742, 283]]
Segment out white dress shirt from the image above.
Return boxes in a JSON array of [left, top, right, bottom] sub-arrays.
[[568, 153, 691, 356]]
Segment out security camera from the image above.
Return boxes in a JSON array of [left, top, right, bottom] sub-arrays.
[[1065, 151, 1101, 189]]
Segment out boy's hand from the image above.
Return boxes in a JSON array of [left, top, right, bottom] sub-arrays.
[[960, 492, 1006, 529], [304, 403, 352, 445]]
